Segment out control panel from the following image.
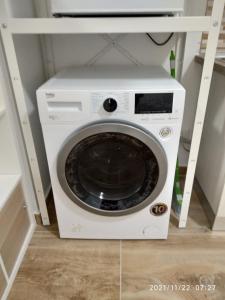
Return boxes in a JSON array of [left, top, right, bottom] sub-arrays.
[[39, 89, 184, 124], [135, 93, 173, 114], [91, 92, 178, 119], [91, 92, 129, 114]]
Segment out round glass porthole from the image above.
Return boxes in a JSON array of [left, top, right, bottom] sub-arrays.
[[57, 122, 168, 216]]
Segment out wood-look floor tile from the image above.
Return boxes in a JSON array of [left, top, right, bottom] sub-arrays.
[[8, 237, 120, 300], [8, 179, 225, 300], [121, 234, 225, 300], [121, 178, 225, 300]]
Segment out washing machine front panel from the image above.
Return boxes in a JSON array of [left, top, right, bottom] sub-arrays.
[[37, 66, 186, 239], [57, 121, 168, 216]]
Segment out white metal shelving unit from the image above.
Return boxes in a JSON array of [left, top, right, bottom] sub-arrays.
[[0, 0, 224, 227], [0, 37, 36, 299]]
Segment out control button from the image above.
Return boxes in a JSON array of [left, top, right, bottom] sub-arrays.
[[103, 98, 117, 113], [159, 127, 172, 138]]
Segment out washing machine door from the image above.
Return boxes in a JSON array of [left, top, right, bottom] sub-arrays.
[[57, 121, 168, 216]]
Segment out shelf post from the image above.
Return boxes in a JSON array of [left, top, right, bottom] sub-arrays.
[[0, 27, 50, 225], [179, 0, 225, 228]]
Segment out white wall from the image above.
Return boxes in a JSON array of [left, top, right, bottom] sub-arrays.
[[181, 0, 207, 139], [0, 93, 20, 175], [51, 33, 175, 72], [3, 0, 36, 17], [0, 116, 20, 175], [196, 71, 225, 217]]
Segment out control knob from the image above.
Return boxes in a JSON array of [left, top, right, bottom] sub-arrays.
[[103, 98, 117, 113]]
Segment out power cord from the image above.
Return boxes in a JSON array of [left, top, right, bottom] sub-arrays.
[[146, 33, 174, 46]]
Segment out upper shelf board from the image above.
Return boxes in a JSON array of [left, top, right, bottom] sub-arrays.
[[0, 16, 211, 34]]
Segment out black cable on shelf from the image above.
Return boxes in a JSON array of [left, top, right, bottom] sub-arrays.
[[146, 33, 174, 46]]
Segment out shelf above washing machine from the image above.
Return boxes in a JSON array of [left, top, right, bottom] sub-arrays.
[[1, 16, 211, 34]]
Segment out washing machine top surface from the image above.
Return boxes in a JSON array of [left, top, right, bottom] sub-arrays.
[[37, 66, 185, 92]]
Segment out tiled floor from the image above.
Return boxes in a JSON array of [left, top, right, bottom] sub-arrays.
[[8, 185, 225, 300]]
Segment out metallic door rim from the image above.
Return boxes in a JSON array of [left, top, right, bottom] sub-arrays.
[[57, 120, 168, 217]]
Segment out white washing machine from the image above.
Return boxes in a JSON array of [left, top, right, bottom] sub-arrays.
[[37, 66, 185, 239]]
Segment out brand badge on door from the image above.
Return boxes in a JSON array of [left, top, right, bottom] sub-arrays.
[[150, 203, 168, 216]]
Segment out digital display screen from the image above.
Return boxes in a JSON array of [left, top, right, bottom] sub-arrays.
[[135, 93, 173, 114]]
